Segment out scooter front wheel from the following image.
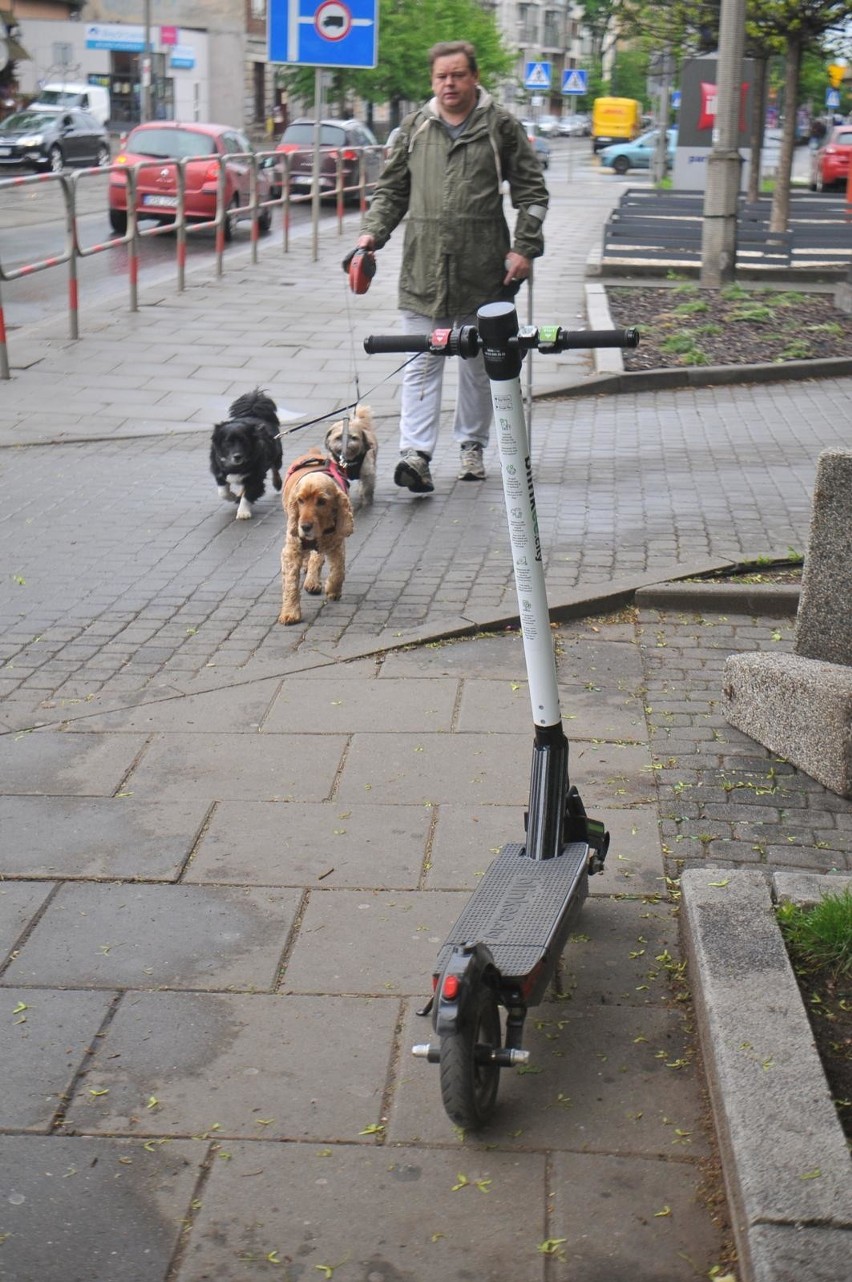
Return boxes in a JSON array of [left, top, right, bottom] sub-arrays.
[[439, 981, 501, 1130]]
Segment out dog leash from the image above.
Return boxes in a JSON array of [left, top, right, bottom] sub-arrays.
[[341, 271, 363, 461], [272, 353, 421, 442]]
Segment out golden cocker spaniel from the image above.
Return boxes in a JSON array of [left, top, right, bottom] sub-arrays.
[[278, 450, 354, 626]]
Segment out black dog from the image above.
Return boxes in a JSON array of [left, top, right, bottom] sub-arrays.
[[210, 389, 283, 520]]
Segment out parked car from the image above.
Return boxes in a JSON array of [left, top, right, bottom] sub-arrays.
[[598, 127, 677, 175], [536, 114, 561, 138], [108, 121, 272, 239], [810, 124, 852, 191], [273, 118, 382, 200], [0, 107, 110, 173], [521, 121, 551, 170], [558, 113, 590, 137]]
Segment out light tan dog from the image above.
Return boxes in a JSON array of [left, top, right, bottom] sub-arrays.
[[324, 404, 378, 507], [278, 450, 354, 626]]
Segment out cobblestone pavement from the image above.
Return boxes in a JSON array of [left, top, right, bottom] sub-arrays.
[[1, 375, 848, 727], [636, 606, 852, 878]]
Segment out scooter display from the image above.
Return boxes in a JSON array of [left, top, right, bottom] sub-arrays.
[[364, 303, 638, 1129]]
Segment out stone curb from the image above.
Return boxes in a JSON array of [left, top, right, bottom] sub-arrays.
[[680, 868, 852, 1282], [635, 581, 801, 615], [539, 355, 852, 401]]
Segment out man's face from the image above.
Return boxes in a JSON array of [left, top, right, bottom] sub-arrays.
[[431, 53, 479, 119]]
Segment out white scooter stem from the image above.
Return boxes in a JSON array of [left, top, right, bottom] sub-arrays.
[[477, 302, 571, 863], [478, 302, 562, 729], [489, 373, 561, 728]]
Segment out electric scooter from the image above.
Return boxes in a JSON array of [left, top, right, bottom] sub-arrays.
[[364, 303, 638, 1130]]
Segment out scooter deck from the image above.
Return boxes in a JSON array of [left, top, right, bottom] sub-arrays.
[[434, 842, 589, 990]]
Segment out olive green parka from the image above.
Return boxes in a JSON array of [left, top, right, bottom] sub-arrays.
[[361, 88, 549, 319]]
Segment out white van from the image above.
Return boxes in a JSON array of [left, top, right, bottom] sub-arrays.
[[30, 83, 110, 127]]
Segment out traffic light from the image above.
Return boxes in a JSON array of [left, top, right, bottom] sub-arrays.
[[827, 64, 846, 90]]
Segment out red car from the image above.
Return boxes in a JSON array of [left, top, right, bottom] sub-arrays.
[[108, 120, 272, 238], [810, 124, 852, 192]]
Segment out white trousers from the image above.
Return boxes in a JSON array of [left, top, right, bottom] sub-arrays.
[[399, 309, 494, 458]]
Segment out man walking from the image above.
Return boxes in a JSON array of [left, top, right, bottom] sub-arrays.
[[354, 40, 549, 493]]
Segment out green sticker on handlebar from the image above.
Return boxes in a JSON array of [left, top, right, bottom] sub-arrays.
[[538, 326, 559, 344]]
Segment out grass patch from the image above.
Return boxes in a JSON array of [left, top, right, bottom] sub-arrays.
[[778, 339, 815, 360], [673, 300, 710, 316], [729, 303, 775, 323], [779, 888, 852, 982], [660, 334, 710, 363], [778, 888, 852, 1140], [806, 322, 844, 337]]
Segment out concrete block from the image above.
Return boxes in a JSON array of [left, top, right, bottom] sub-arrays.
[[773, 870, 852, 909], [64, 992, 399, 1141], [2, 883, 302, 991], [0, 1134, 206, 1282], [746, 1224, 852, 1282], [4, 989, 113, 1131], [835, 265, 852, 316], [723, 651, 852, 797], [585, 282, 626, 373], [795, 448, 852, 666], [180, 1143, 547, 1281], [680, 869, 852, 1282]]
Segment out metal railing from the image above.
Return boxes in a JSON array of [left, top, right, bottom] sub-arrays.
[[0, 143, 381, 379]]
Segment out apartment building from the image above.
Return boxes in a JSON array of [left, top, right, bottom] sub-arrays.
[[6, 1, 273, 130]]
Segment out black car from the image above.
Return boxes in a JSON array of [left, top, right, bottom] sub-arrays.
[[0, 107, 111, 174]]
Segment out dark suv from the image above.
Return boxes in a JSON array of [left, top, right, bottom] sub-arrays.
[[273, 118, 382, 200]]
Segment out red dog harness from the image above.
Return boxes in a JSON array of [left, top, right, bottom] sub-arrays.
[[285, 455, 350, 493]]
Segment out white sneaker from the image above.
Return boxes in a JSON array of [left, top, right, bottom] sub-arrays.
[[458, 441, 485, 481]]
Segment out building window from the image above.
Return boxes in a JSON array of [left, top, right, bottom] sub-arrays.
[[251, 0, 266, 18]]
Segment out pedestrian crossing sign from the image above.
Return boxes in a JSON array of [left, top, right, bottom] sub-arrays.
[[561, 69, 588, 95], [524, 62, 552, 91]]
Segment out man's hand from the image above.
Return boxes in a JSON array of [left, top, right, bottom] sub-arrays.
[[342, 235, 377, 274], [342, 246, 377, 294], [503, 252, 531, 286]]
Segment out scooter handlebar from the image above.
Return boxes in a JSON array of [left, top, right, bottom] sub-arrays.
[[363, 325, 639, 356], [363, 334, 434, 355], [555, 327, 639, 349]]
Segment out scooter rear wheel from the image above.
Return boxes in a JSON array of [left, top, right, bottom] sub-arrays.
[[439, 981, 501, 1130]]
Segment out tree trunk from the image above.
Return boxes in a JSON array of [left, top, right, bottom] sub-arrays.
[[769, 34, 802, 233], [747, 55, 768, 204]]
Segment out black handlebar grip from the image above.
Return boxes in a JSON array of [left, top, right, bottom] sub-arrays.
[[559, 328, 640, 349], [363, 334, 432, 355]]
